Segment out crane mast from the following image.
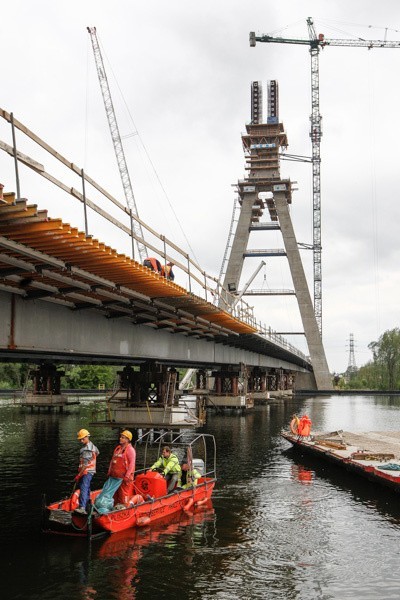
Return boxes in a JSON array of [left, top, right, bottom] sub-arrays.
[[250, 18, 400, 335], [87, 26, 147, 262], [307, 17, 322, 335]]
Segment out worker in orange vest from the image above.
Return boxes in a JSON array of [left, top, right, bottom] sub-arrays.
[[75, 429, 99, 514]]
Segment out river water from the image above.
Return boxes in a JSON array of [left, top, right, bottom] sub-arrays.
[[2, 394, 400, 599]]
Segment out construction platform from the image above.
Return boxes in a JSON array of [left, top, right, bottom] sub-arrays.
[[282, 429, 400, 494], [91, 395, 205, 430], [207, 395, 254, 411], [21, 393, 79, 410]]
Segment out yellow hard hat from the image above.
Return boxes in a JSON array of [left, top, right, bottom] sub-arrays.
[[121, 429, 132, 441], [77, 428, 90, 440]]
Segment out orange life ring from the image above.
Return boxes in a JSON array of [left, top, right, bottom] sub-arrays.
[[290, 415, 300, 435]]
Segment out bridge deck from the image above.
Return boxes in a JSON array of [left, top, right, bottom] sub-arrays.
[[0, 189, 256, 339]]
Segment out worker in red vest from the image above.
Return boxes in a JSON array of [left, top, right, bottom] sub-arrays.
[[108, 430, 136, 506], [143, 257, 162, 274]]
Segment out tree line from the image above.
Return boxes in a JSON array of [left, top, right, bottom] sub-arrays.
[[0, 364, 119, 390], [336, 328, 400, 390]]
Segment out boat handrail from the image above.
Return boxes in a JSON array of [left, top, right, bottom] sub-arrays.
[[134, 430, 216, 479]]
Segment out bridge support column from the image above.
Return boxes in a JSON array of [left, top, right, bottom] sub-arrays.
[[113, 362, 180, 406], [273, 191, 332, 390], [208, 368, 254, 411], [23, 363, 68, 408], [247, 367, 269, 404], [103, 362, 205, 429], [31, 363, 64, 395], [265, 368, 294, 398], [195, 370, 208, 391]]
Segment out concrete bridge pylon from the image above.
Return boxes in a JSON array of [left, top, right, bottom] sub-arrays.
[[220, 80, 332, 391]]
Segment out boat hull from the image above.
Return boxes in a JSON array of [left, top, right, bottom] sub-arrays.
[[43, 478, 215, 536]]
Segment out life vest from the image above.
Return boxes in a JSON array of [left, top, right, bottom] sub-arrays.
[[109, 444, 133, 479], [161, 264, 174, 280], [290, 414, 312, 437], [150, 452, 181, 475], [79, 441, 99, 475], [143, 257, 162, 273], [297, 415, 312, 437], [178, 468, 201, 489]]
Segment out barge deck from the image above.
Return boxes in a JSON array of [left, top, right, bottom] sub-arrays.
[[282, 429, 400, 493]]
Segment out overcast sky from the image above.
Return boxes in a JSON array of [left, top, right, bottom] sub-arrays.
[[2, 0, 400, 373]]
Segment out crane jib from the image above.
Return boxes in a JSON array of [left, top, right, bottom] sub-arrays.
[[252, 34, 400, 49]]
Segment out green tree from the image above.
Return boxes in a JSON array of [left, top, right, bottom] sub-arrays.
[[0, 363, 31, 388], [62, 365, 117, 389], [368, 328, 400, 390]]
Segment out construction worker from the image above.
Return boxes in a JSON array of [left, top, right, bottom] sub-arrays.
[[108, 430, 136, 506], [143, 257, 162, 274], [178, 460, 201, 489], [75, 429, 99, 514], [161, 262, 175, 281], [150, 446, 181, 492]]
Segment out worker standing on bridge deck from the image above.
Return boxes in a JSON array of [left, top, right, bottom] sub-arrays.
[[75, 429, 99, 514]]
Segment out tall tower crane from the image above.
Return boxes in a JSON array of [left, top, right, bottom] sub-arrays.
[[250, 18, 400, 334], [87, 26, 147, 261]]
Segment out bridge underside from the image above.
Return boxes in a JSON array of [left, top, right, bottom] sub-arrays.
[[0, 290, 311, 375]]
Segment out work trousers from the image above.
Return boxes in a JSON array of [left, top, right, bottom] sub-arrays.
[[79, 473, 93, 509], [166, 472, 179, 493]]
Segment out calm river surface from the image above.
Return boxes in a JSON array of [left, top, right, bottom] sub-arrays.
[[2, 394, 400, 599]]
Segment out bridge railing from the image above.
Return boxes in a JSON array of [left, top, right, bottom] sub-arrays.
[[256, 323, 308, 361], [0, 108, 308, 361]]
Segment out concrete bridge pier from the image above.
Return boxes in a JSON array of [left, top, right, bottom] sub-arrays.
[[22, 363, 76, 409], [110, 363, 179, 406], [101, 361, 204, 429], [31, 363, 64, 395], [247, 367, 269, 404], [266, 367, 294, 399], [208, 366, 254, 411]]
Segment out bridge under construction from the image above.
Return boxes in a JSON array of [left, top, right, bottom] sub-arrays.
[[0, 77, 332, 428]]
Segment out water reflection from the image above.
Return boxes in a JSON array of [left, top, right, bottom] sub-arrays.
[[285, 448, 400, 526], [3, 395, 400, 599], [80, 505, 215, 600], [290, 464, 314, 484]]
